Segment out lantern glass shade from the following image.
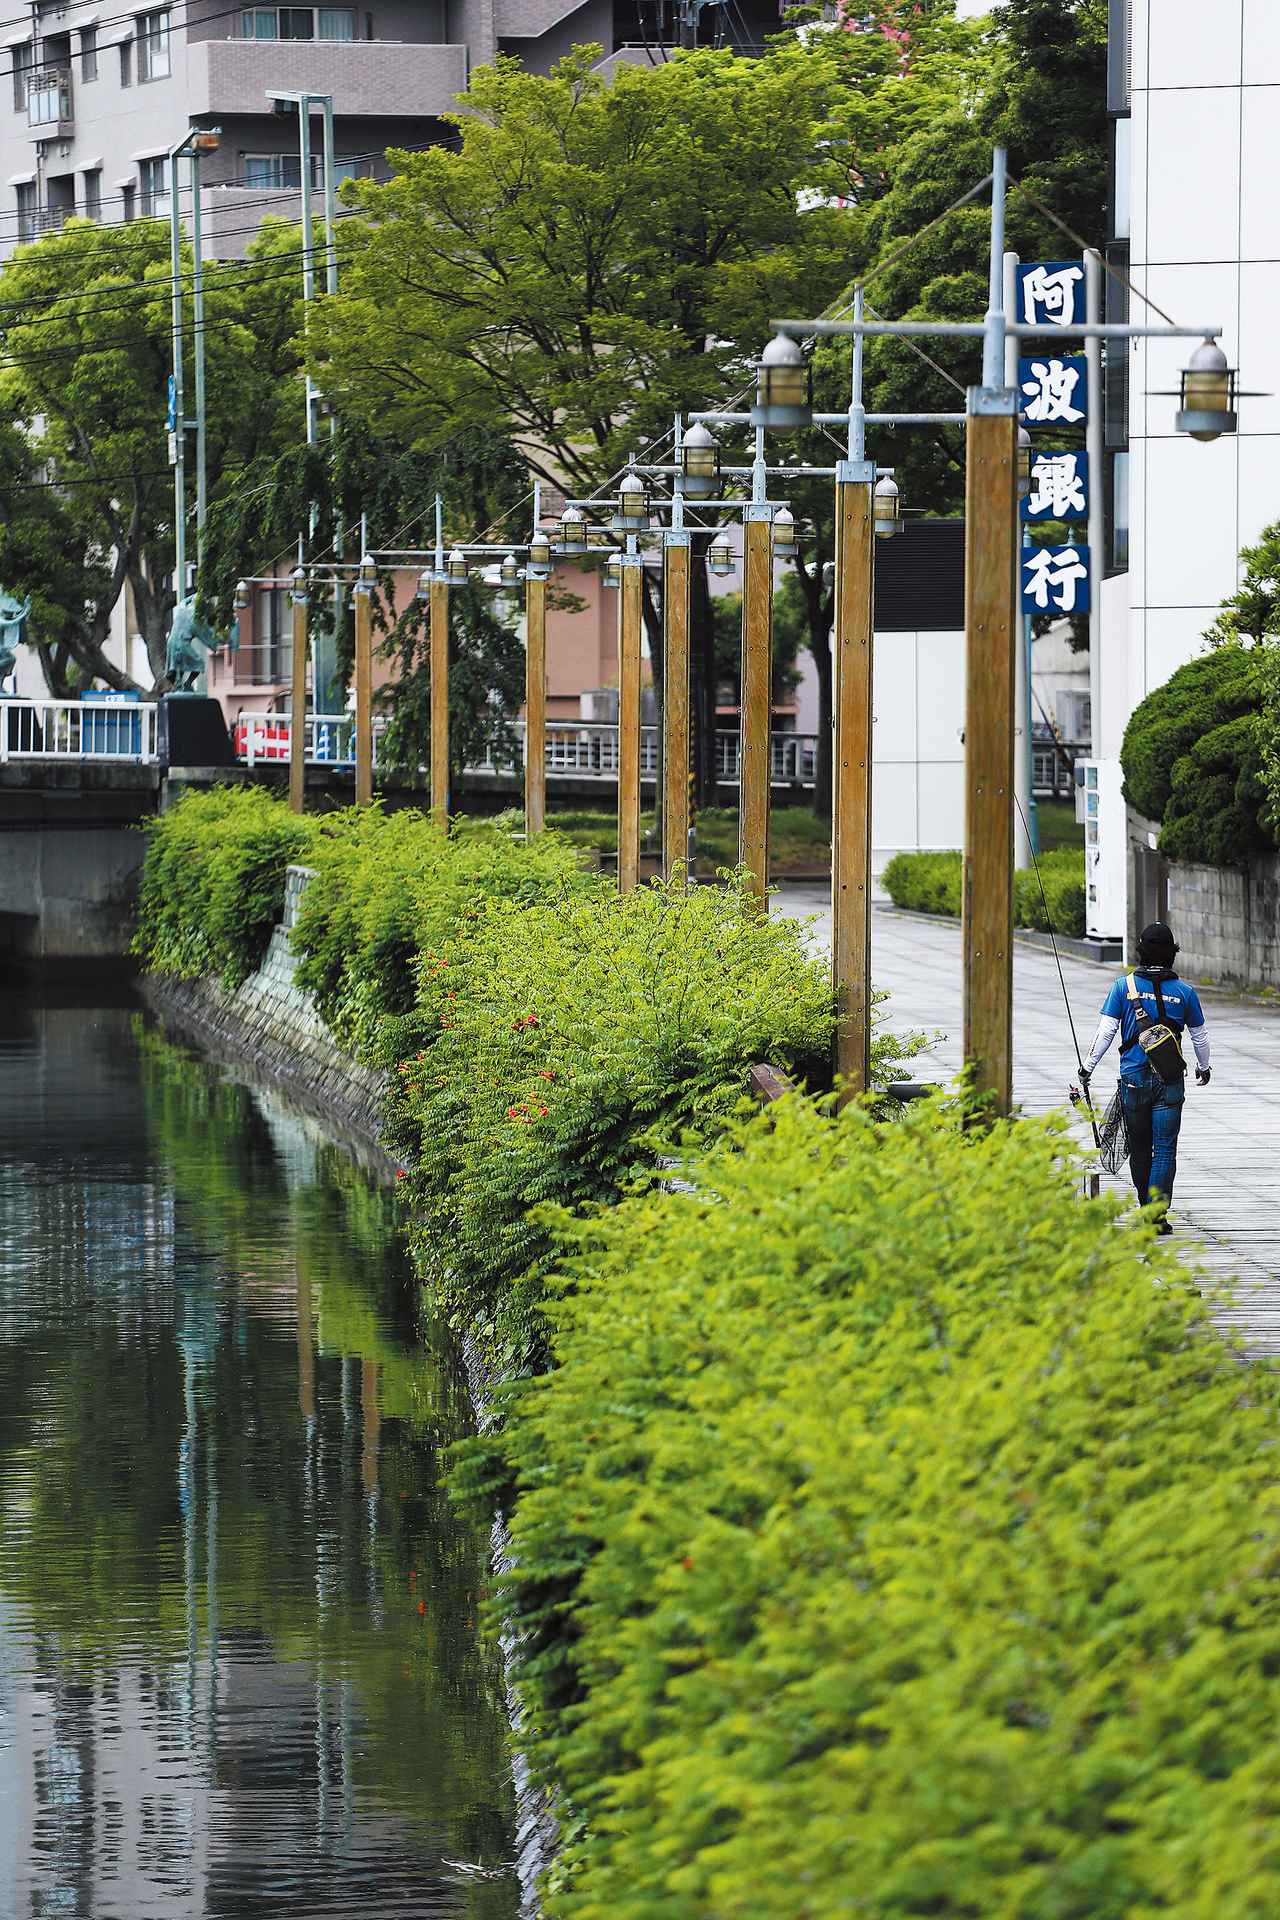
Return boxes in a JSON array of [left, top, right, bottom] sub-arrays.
[[1016, 429, 1032, 499], [447, 547, 468, 582], [357, 553, 376, 586], [528, 533, 552, 576], [1176, 339, 1237, 442], [604, 557, 621, 591], [556, 507, 590, 556], [681, 423, 720, 498], [611, 474, 650, 532], [233, 578, 250, 612], [751, 332, 812, 430], [500, 551, 520, 586], [873, 475, 901, 539], [772, 507, 798, 558], [416, 569, 433, 601], [708, 538, 734, 577]]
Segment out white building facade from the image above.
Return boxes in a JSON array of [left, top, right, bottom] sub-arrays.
[[1095, 0, 1280, 938]]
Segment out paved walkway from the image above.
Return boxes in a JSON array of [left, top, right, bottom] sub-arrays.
[[777, 886, 1280, 1358]]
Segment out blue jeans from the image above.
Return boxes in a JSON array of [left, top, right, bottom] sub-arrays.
[[1121, 1066, 1186, 1208]]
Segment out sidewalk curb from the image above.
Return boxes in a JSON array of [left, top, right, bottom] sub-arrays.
[[875, 906, 1119, 967]]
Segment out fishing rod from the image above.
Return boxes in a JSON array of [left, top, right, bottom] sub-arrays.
[[1014, 796, 1102, 1154]]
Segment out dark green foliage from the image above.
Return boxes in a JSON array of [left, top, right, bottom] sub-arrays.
[[881, 847, 1086, 936], [1120, 645, 1271, 865], [490, 1092, 1280, 1917], [134, 785, 318, 986]]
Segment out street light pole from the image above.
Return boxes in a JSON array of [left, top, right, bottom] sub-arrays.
[[740, 423, 773, 912], [354, 554, 374, 806], [832, 284, 877, 1098], [663, 431, 692, 889], [618, 540, 644, 893], [525, 482, 548, 837], [430, 495, 450, 828], [290, 566, 308, 813]]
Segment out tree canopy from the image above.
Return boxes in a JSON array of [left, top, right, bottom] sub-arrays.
[[0, 217, 306, 692]]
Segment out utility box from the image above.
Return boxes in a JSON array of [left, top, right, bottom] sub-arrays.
[[1079, 756, 1127, 946]]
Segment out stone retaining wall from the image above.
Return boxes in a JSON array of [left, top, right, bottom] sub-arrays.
[[1167, 853, 1280, 988], [140, 865, 389, 1150]]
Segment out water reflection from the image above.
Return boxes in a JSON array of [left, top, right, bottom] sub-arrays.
[[0, 991, 516, 1918]]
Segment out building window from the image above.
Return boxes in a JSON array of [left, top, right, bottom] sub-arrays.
[[240, 5, 354, 35], [121, 182, 136, 221], [242, 151, 363, 190], [15, 181, 36, 244], [139, 157, 168, 218], [1108, 451, 1129, 575], [1110, 113, 1130, 243], [83, 168, 102, 220], [13, 40, 33, 111], [136, 8, 170, 79], [119, 37, 133, 85], [1102, 241, 1129, 453], [80, 24, 98, 79]]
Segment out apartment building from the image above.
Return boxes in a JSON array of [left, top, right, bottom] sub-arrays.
[[0, 0, 779, 256]]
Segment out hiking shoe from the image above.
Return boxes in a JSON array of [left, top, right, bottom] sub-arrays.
[[1156, 1218, 1173, 1237]]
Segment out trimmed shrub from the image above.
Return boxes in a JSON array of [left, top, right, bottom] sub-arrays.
[[882, 847, 1086, 937], [288, 806, 597, 1061], [1121, 643, 1271, 865], [488, 1094, 1280, 1919], [134, 784, 319, 986], [382, 876, 909, 1363]]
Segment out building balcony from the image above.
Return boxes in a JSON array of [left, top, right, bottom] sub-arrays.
[[26, 66, 73, 140], [185, 36, 468, 120]]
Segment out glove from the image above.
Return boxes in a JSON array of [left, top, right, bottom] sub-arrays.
[[1078, 1067, 1092, 1096], [1196, 1066, 1211, 1086]]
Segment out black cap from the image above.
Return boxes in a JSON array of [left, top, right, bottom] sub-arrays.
[[1138, 922, 1177, 965]]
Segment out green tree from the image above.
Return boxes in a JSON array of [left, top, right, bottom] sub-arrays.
[[312, 43, 855, 801], [0, 217, 307, 693]]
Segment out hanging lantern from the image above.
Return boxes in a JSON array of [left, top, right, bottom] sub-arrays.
[[357, 552, 376, 587], [751, 332, 812, 430], [603, 556, 622, 591], [708, 538, 734, 577], [772, 505, 798, 560], [233, 578, 251, 613], [611, 470, 650, 534], [416, 568, 433, 602], [447, 546, 468, 582], [873, 474, 902, 539], [1176, 338, 1237, 442], [500, 550, 520, 587], [556, 506, 590, 556], [528, 532, 552, 578], [680, 422, 720, 498]]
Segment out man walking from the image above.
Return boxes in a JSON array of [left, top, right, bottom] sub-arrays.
[[1080, 922, 1210, 1233]]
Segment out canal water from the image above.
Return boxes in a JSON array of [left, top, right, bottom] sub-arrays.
[[0, 987, 518, 1919]]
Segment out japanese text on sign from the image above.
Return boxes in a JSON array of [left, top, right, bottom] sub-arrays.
[[1016, 261, 1086, 331], [1022, 449, 1088, 522], [1018, 354, 1087, 426], [1021, 544, 1091, 616]]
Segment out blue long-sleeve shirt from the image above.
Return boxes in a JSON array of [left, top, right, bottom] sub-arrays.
[[1084, 969, 1209, 1076]]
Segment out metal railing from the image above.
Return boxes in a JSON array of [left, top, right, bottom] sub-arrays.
[[0, 699, 159, 762], [1033, 736, 1084, 801], [236, 715, 820, 787], [27, 64, 72, 128]]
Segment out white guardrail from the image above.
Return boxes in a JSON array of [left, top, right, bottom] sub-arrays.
[[0, 698, 160, 763], [236, 715, 820, 787]]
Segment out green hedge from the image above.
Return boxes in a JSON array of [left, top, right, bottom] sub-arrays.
[[1120, 644, 1271, 866], [381, 876, 922, 1363], [134, 784, 320, 986], [483, 1093, 1280, 1918], [881, 847, 1086, 938]]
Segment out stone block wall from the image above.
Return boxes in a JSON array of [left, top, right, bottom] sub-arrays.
[[1167, 853, 1280, 988], [142, 864, 389, 1150]]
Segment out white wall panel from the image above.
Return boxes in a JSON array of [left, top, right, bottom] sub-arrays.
[[1234, 434, 1280, 550], [915, 762, 966, 852], [871, 630, 916, 761], [1146, 88, 1241, 264], [1141, 433, 1238, 611], [1239, 86, 1280, 261], [1147, 0, 1241, 89], [1243, 0, 1280, 85], [913, 631, 965, 760], [1238, 263, 1280, 437], [871, 760, 918, 853], [1142, 606, 1216, 701]]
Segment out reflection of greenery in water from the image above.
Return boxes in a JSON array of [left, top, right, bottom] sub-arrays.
[[0, 1013, 516, 1914]]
